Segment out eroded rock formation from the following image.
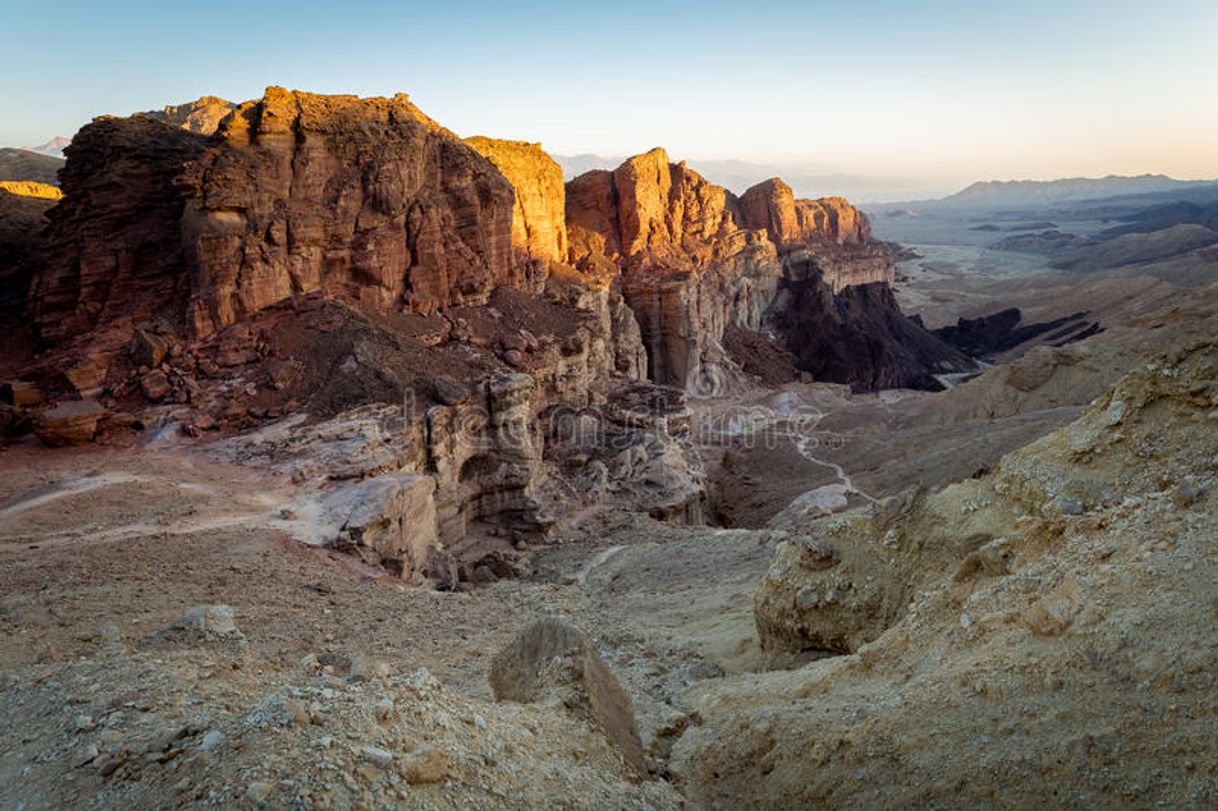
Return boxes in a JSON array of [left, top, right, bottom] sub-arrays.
[[565, 148, 966, 391], [464, 137, 568, 264], [180, 87, 518, 333], [28, 116, 209, 345], [737, 178, 870, 248], [142, 96, 237, 135], [676, 340, 1218, 807]]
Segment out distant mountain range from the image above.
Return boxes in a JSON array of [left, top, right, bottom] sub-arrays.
[[937, 175, 1218, 209], [872, 175, 1218, 215]]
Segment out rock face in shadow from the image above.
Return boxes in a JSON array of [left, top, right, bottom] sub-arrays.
[[180, 87, 517, 334], [772, 272, 973, 391], [27, 116, 209, 345], [930, 307, 1099, 358], [0, 185, 57, 322]]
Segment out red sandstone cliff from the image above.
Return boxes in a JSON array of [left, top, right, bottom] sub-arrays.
[[180, 88, 518, 334], [562, 149, 963, 390], [19, 89, 964, 402], [736, 177, 871, 247], [464, 137, 568, 265]]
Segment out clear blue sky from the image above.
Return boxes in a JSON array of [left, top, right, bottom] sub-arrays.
[[3, 0, 1215, 187]]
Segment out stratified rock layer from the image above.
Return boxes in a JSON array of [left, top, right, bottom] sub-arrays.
[[464, 137, 568, 264], [28, 116, 209, 344], [564, 148, 960, 390], [181, 87, 517, 333]]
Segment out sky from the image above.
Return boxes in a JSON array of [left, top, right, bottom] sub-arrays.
[[2, 0, 1216, 199]]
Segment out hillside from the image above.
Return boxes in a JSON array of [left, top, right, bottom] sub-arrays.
[[0, 147, 65, 185]]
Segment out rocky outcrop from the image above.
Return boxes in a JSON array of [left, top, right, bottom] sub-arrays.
[[737, 178, 870, 248], [426, 372, 545, 545], [567, 148, 765, 270], [677, 340, 1218, 807], [565, 149, 958, 391], [464, 137, 568, 264], [770, 269, 973, 391], [930, 307, 1099, 358], [180, 87, 517, 333], [33, 400, 106, 446], [323, 473, 442, 580], [544, 381, 706, 524], [22, 89, 528, 346], [142, 96, 236, 135], [28, 116, 209, 344], [566, 149, 780, 389]]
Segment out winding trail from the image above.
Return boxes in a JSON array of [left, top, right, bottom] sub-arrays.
[[791, 433, 879, 504]]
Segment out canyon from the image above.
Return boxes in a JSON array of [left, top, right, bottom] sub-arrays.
[[2, 89, 1216, 810]]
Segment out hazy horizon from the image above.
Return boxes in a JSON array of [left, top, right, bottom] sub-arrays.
[[3, 0, 1215, 200]]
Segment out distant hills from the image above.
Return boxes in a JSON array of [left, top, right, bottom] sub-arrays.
[[0, 148, 64, 185], [874, 174, 1218, 215], [939, 175, 1218, 209]]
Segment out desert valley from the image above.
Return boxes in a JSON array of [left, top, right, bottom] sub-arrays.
[[1, 48, 1217, 810]]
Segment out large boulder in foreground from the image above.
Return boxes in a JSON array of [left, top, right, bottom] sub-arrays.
[[490, 617, 646, 775]]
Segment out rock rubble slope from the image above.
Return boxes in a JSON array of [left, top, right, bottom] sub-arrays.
[[674, 339, 1218, 807]]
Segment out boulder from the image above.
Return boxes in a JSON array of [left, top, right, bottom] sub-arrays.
[[432, 375, 469, 406], [129, 327, 171, 367], [157, 604, 247, 647], [2, 380, 43, 407], [490, 617, 645, 774], [324, 474, 441, 580], [33, 400, 106, 447], [140, 369, 172, 401]]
